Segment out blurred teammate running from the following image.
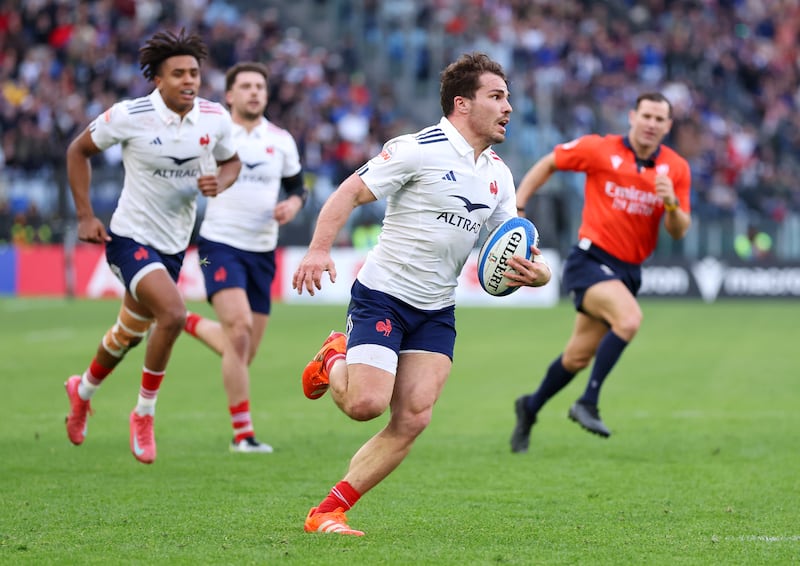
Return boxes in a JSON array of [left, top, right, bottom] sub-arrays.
[[183, 62, 308, 453], [64, 28, 241, 464]]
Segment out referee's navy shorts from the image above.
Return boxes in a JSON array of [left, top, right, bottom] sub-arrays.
[[196, 236, 276, 315], [345, 279, 456, 360], [562, 239, 642, 313], [105, 230, 184, 297]]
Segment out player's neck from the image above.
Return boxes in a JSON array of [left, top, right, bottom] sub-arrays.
[[233, 115, 261, 132], [625, 136, 657, 161]]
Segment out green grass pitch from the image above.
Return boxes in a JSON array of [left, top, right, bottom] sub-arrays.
[[1, 297, 798, 565]]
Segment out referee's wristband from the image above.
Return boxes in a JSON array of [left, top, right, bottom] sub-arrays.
[[664, 198, 679, 212]]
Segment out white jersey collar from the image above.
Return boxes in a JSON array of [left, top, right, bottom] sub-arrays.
[[232, 116, 268, 137], [148, 89, 200, 125]]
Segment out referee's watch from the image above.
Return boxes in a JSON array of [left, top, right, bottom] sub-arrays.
[[664, 197, 680, 212]]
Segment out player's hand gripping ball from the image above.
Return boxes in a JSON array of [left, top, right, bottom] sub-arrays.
[[477, 217, 539, 296]]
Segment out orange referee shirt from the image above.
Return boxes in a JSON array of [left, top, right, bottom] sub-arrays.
[[553, 134, 691, 264]]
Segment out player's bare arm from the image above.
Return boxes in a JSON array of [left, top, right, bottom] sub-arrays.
[[66, 127, 110, 243], [292, 173, 377, 295], [197, 154, 241, 197], [654, 174, 691, 239], [515, 152, 558, 213]]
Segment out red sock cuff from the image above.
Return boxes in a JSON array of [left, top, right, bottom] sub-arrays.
[[88, 358, 113, 382], [229, 400, 250, 415], [324, 352, 345, 375], [333, 480, 361, 508], [317, 480, 361, 514], [184, 312, 202, 336], [141, 368, 165, 391]]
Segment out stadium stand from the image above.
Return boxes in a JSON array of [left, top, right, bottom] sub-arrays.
[[1, 0, 798, 259]]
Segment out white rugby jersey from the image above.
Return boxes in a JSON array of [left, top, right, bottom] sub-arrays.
[[199, 118, 301, 251], [357, 117, 516, 310], [90, 89, 237, 254]]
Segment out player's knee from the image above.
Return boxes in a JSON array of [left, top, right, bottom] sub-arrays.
[[342, 396, 387, 422], [615, 310, 643, 341], [390, 408, 433, 440], [155, 307, 187, 337], [225, 319, 253, 352], [562, 352, 591, 372]]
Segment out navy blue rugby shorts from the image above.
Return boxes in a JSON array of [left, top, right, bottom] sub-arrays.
[[105, 230, 184, 294], [345, 279, 456, 360], [562, 241, 642, 313], [196, 236, 276, 315]]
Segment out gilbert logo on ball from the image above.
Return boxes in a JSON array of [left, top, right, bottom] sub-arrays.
[[477, 217, 539, 296]]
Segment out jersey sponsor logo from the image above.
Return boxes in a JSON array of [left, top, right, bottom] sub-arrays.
[[165, 155, 199, 166], [604, 180, 661, 216], [375, 318, 392, 337], [610, 155, 623, 170], [152, 168, 201, 178], [489, 180, 498, 196], [436, 211, 482, 233], [199, 134, 210, 147], [452, 195, 490, 213], [442, 171, 457, 181]]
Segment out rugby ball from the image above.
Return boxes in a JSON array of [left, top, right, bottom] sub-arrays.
[[477, 217, 539, 296]]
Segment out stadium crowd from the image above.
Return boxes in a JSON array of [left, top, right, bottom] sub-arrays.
[[0, 0, 798, 257]]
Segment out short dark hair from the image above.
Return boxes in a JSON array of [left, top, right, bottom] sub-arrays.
[[440, 52, 507, 116], [635, 92, 673, 119], [225, 62, 269, 92], [139, 28, 208, 82]]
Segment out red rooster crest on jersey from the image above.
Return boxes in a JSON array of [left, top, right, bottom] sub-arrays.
[[489, 180, 498, 195], [375, 319, 392, 337], [199, 134, 210, 146]]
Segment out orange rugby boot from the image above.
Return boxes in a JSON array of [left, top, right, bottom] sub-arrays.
[[301, 331, 346, 400], [304, 507, 364, 536]]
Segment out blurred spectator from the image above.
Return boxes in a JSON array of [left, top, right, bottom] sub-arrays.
[[1, 0, 799, 258]]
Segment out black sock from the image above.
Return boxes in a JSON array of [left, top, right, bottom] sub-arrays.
[[526, 356, 576, 414], [579, 331, 629, 406]]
